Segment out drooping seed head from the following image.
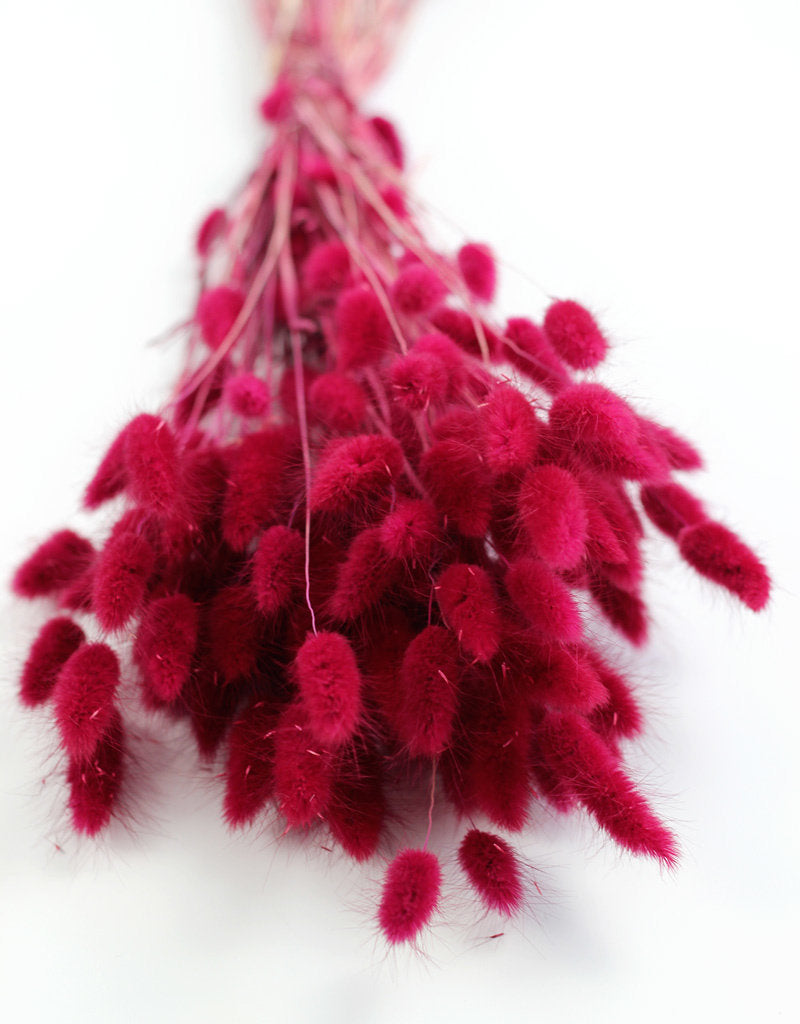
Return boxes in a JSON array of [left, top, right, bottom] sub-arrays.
[[543, 299, 609, 369], [54, 643, 121, 762], [19, 617, 85, 708], [457, 242, 497, 303], [378, 848, 442, 944], [458, 829, 524, 915]]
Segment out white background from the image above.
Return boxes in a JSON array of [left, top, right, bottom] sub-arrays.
[[1, 1, 798, 1021]]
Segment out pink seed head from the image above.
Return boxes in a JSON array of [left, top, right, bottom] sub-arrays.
[[123, 414, 182, 515], [457, 242, 497, 303], [196, 286, 246, 350], [640, 482, 706, 540], [223, 699, 279, 829], [19, 617, 85, 708], [134, 593, 198, 701], [678, 520, 770, 611], [13, 530, 94, 600], [54, 643, 120, 762], [505, 557, 584, 644], [378, 848, 442, 944], [391, 264, 448, 315], [301, 240, 351, 298], [368, 115, 404, 169], [309, 434, 404, 517], [294, 631, 362, 748], [504, 316, 569, 393], [224, 373, 270, 418], [378, 498, 442, 564], [307, 371, 367, 432], [251, 525, 304, 618], [458, 829, 524, 915], [481, 383, 541, 476], [195, 207, 227, 259], [394, 625, 460, 756], [543, 299, 609, 370], [67, 711, 124, 836], [334, 285, 392, 370], [517, 465, 588, 570], [436, 563, 502, 662]]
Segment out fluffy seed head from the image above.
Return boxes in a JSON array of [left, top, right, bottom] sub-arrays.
[[66, 711, 124, 836], [196, 286, 246, 350], [195, 207, 227, 259], [504, 317, 568, 393], [223, 699, 280, 828], [394, 625, 460, 756], [251, 525, 304, 618], [19, 617, 85, 708], [421, 440, 492, 538], [93, 515, 155, 632], [505, 558, 583, 643], [13, 530, 94, 600], [640, 482, 706, 539], [391, 264, 448, 315], [527, 644, 608, 713], [224, 373, 270, 418], [259, 79, 292, 122], [458, 829, 524, 914], [482, 383, 540, 476], [334, 285, 392, 370], [307, 371, 367, 432], [54, 643, 120, 762], [273, 701, 334, 827], [123, 414, 182, 515], [536, 712, 678, 865], [309, 434, 404, 517], [589, 575, 648, 645], [327, 746, 386, 861], [221, 427, 291, 550], [329, 528, 399, 621], [135, 594, 198, 701], [640, 419, 703, 471], [368, 115, 404, 168], [679, 520, 770, 611], [586, 650, 643, 739], [436, 563, 501, 662], [83, 425, 129, 509], [301, 240, 351, 297], [457, 242, 497, 303], [294, 631, 362, 747], [378, 498, 442, 564], [543, 300, 608, 369], [389, 350, 449, 411], [378, 848, 442, 944], [549, 383, 663, 480], [518, 465, 588, 570]]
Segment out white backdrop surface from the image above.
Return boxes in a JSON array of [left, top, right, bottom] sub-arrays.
[[0, 1, 798, 1021]]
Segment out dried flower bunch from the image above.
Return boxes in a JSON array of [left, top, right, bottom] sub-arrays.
[[11, 0, 770, 946]]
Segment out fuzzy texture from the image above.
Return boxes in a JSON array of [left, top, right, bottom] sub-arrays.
[[378, 848, 442, 944], [83, 426, 130, 509], [457, 243, 496, 303], [225, 373, 270, 418], [504, 317, 568, 393], [307, 371, 367, 433], [309, 434, 404, 516], [329, 528, 399, 620], [251, 525, 305, 618], [378, 498, 442, 564], [222, 428, 291, 550], [195, 207, 227, 259], [391, 263, 447, 315], [12, 530, 94, 599], [19, 617, 85, 708], [458, 829, 524, 914], [334, 285, 392, 369], [536, 712, 678, 865], [436, 563, 502, 662], [135, 594, 198, 701], [549, 383, 665, 480], [54, 643, 121, 762], [640, 482, 706, 539], [196, 285, 246, 350], [421, 439, 492, 537], [223, 699, 280, 828], [123, 414, 182, 515], [393, 625, 460, 756], [293, 632, 362, 747], [505, 557, 583, 643], [482, 383, 541, 476], [92, 516, 155, 632], [327, 746, 386, 861], [518, 465, 588, 570], [389, 349, 449, 411], [679, 521, 770, 610], [590, 576, 648, 645], [272, 702, 334, 828], [66, 711, 124, 836], [302, 240, 351, 297], [543, 300, 608, 369]]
